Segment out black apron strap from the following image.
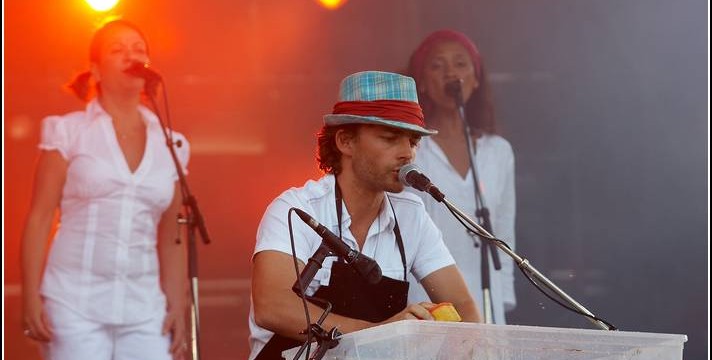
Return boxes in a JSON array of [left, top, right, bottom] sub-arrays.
[[387, 195, 408, 280], [335, 177, 344, 240]]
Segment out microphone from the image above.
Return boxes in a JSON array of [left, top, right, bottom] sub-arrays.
[[398, 164, 446, 202], [444, 79, 464, 106], [125, 61, 162, 82], [293, 208, 382, 284]]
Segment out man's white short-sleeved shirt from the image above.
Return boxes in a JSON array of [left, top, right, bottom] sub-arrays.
[[248, 174, 455, 359]]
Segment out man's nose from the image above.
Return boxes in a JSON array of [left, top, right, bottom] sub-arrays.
[[397, 137, 415, 160]]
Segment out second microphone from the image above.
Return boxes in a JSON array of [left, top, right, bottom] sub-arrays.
[[293, 208, 382, 284]]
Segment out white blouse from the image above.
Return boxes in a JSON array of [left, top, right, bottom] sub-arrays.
[[39, 99, 190, 325], [407, 134, 517, 324]]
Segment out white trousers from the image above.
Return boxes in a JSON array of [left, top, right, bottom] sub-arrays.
[[42, 299, 172, 360]]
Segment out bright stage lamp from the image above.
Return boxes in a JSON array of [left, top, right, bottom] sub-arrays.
[[316, 0, 348, 10], [85, 0, 119, 12]]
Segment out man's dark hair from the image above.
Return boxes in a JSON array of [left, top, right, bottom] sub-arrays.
[[316, 124, 360, 174]]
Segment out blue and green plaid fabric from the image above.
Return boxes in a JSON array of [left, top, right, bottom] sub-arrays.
[[323, 71, 437, 136], [338, 71, 419, 103]]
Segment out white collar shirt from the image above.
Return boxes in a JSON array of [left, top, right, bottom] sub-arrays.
[[38, 99, 190, 325], [248, 174, 454, 359]]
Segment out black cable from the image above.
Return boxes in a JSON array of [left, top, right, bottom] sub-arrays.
[[288, 209, 340, 360], [446, 205, 512, 251], [516, 263, 618, 330], [288, 208, 312, 358]]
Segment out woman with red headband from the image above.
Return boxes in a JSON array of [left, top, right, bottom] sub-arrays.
[[406, 29, 517, 325]]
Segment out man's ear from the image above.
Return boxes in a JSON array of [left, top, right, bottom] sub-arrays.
[[335, 128, 356, 157]]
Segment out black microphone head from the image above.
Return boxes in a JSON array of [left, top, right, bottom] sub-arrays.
[[293, 208, 310, 221], [352, 255, 383, 284], [444, 79, 463, 102], [293, 208, 318, 229], [125, 61, 162, 81], [398, 164, 420, 187]]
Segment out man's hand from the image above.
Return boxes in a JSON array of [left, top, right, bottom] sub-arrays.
[[379, 302, 436, 324]]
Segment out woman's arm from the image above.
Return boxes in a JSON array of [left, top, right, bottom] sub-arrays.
[[158, 183, 188, 357], [21, 150, 68, 342]]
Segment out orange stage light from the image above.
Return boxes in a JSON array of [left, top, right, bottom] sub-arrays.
[[316, 0, 348, 10]]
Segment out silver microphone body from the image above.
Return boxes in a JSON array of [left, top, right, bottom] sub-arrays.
[[398, 164, 446, 202]]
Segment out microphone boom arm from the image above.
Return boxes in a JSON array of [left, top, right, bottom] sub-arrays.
[[440, 197, 613, 331], [143, 75, 211, 360]]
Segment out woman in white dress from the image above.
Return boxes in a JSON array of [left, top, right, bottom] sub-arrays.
[[20, 19, 190, 360], [406, 29, 517, 324]]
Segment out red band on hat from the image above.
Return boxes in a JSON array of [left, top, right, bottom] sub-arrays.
[[332, 100, 426, 128]]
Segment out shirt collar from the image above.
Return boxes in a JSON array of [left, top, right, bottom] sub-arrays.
[[86, 98, 160, 127], [323, 174, 397, 236]]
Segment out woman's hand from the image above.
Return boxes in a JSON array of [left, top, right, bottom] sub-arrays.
[[162, 304, 188, 360], [22, 293, 52, 342]]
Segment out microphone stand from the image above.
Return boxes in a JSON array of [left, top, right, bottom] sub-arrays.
[[450, 83, 501, 324], [439, 197, 612, 330], [146, 79, 211, 360], [290, 244, 342, 360]]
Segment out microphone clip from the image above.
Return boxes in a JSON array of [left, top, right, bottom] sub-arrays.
[[292, 310, 342, 360], [292, 243, 332, 296]]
